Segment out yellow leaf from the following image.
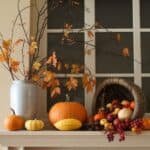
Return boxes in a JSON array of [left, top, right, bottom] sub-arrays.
[[28, 41, 37, 55], [32, 62, 41, 71]]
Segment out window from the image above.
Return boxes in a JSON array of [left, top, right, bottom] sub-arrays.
[[36, 0, 150, 114]]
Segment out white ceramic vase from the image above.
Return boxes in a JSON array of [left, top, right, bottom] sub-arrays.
[[10, 80, 38, 120]]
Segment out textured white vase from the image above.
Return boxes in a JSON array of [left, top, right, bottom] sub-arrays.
[[10, 80, 38, 120]]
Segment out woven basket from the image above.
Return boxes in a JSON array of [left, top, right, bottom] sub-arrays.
[[92, 78, 145, 119]]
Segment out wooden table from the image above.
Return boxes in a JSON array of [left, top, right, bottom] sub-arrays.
[[0, 130, 150, 150]]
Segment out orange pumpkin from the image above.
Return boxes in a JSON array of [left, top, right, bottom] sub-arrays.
[[49, 102, 87, 125], [4, 109, 25, 131], [143, 118, 150, 130]]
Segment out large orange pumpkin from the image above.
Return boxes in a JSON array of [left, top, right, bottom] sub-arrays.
[[49, 102, 87, 129], [4, 109, 25, 131]]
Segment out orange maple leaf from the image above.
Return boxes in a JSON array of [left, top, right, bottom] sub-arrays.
[[46, 52, 57, 67], [66, 77, 78, 91], [122, 47, 130, 57], [2, 40, 12, 49], [43, 71, 55, 82], [51, 87, 61, 98], [47, 78, 60, 88], [9, 58, 20, 72], [82, 74, 96, 93]]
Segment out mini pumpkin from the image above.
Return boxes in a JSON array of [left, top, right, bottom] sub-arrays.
[[4, 108, 25, 131], [25, 119, 44, 131], [49, 101, 87, 131]]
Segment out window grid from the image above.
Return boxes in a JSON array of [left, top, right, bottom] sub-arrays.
[[46, 0, 150, 114]]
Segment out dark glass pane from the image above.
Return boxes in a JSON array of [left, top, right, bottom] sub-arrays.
[[140, 0, 150, 28], [141, 32, 150, 73], [47, 78, 84, 111], [96, 32, 133, 73], [142, 78, 150, 112], [95, 0, 132, 28], [47, 33, 84, 73], [48, 0, 84, 28]]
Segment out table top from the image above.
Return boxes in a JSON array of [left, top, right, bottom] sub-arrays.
[[0, 130, 150, 147]]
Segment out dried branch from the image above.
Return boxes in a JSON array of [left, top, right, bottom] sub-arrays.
[[17, 0, 30, 43]]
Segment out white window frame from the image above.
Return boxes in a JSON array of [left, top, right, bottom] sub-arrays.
[[33, 0, 150, 117]]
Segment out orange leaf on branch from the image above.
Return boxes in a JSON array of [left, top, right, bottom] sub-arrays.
[[2, 40, 12, 49], [87, 31, 94, 39], [28, 41, 37, 55], [43, 71, 55, 83], [9, 59, 20, 72], [122, 47, 130, 57], [51, 87, 61, 98], [66, 77, 78, 91], [82, 73, 96, 93], [46, 52, 57, 67]]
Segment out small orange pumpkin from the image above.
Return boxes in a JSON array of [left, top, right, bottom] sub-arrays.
[[4, 108, 25, 131], [49, 101, 87, 126], [143, 118, 150, 130]]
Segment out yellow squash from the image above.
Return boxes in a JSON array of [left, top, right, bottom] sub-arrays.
[[25, 119, 44, 131], [54, 118, 82, 131]]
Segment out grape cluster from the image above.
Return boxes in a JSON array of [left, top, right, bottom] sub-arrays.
[[130, 118, 143, 133]]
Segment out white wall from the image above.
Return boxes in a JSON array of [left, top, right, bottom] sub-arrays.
[[0, 0, 30, 129]]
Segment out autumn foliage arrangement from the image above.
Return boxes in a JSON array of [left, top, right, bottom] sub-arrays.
[[0, 0, 97, 99]]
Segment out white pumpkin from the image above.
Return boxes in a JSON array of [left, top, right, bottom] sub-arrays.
[[118, 108, 133, 121], [25, 119, 44, 131]]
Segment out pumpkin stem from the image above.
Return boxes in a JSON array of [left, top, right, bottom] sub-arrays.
[[66, 94, 70, 101], [10, 108, 16, 115]]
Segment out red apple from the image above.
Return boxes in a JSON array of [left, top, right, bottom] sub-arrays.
[[130, 101, 135, 110]]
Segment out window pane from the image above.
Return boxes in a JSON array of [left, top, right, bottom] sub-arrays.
[[47, 33, 84, 73], [47, 78, 84, 111], [140, 0, 150, 28], [95, 0, 132, 28], [141, 32, 150, 73], [142, 78, 150, 112], [48, 0, 84, 29], [96, 32, 133, 73]]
